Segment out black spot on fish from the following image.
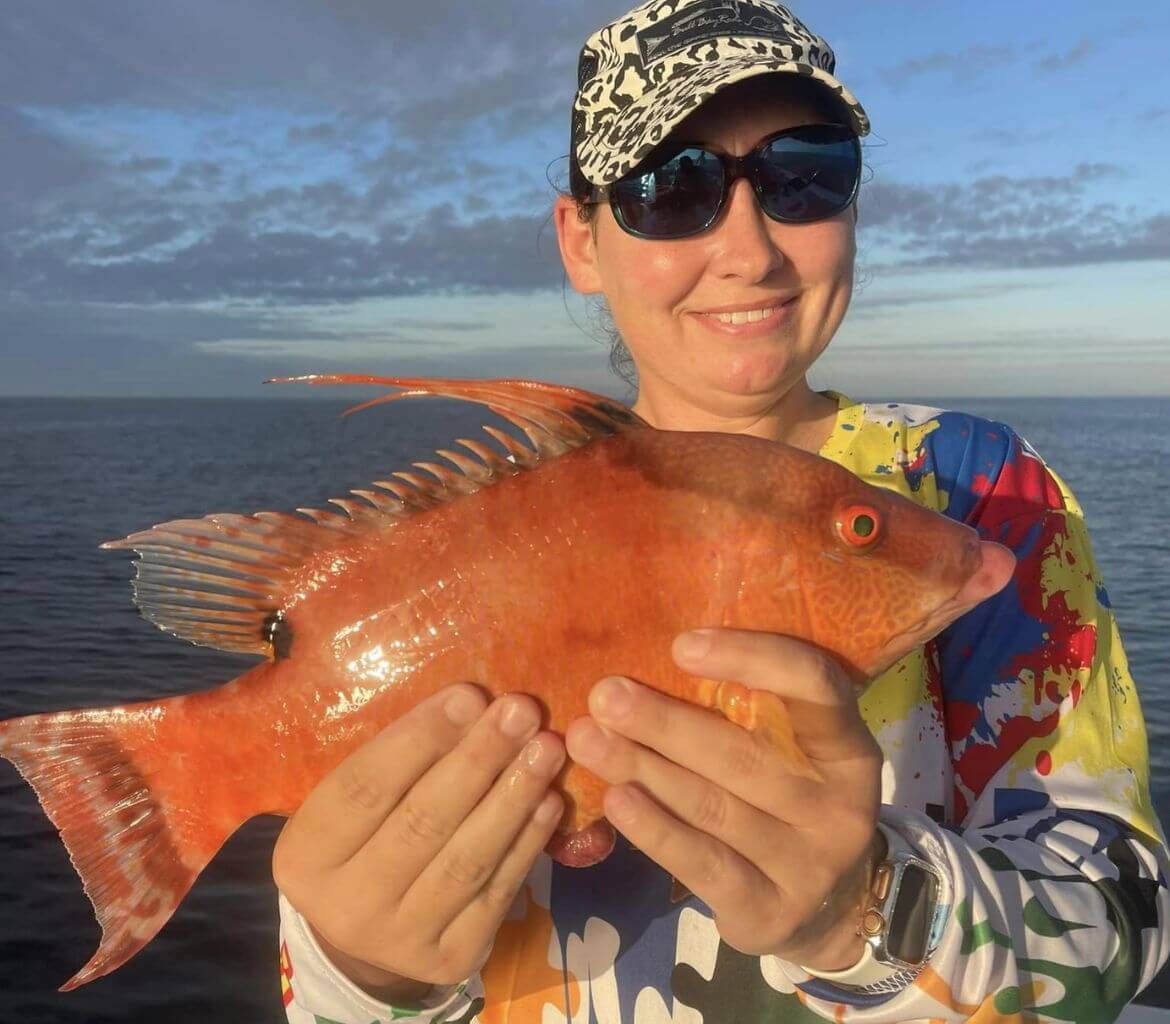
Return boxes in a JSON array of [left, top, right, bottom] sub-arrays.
[[263, 611, 292, 660]]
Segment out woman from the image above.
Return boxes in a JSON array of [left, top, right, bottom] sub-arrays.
[[273, 1, 1170, 1020]]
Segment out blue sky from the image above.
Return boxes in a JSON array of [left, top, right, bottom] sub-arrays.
[[2, 0, 1168, 399]]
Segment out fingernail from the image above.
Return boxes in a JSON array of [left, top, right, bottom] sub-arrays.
[[568, 719, 608, 766], [444, 689, 482, 725], [500, 699, 538, 738], [594, 677, 632, 720], [676, 630, 713, 662]]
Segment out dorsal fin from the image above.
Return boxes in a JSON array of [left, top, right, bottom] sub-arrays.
[[103, 376, 646, 657]]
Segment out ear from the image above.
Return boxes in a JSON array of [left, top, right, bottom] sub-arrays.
[[554, 195, 603, 295]]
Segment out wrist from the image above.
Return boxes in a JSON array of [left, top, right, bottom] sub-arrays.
[[308, 923, 434, 1005], [784, 826, 887, 971]]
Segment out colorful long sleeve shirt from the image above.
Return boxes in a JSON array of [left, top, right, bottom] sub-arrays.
[[278, 392, 1170, 1024]]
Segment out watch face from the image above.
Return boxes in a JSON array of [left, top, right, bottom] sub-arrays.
[[888, 864, 939, 965]]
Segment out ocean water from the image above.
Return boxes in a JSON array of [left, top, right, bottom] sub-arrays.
[[0, 394, 1167, 1020]]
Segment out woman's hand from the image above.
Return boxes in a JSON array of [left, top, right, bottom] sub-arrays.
[[565, 628, 884, 971], [273, 685, 566, 1003]]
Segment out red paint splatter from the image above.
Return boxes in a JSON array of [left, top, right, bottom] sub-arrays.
[[969, 446, 1066, 529], [904, 447, 929, 484], [925, 642, 945, 722], [948, 436, 1101, 823], [953, 707, 1062, 822], [279, 940, 295, 1007]]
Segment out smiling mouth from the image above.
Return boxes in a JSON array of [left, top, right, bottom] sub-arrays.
[[696, 296, 798, 328], [707, 306, 782, 325]]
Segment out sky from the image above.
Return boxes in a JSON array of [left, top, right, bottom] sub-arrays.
[[2, 0, 1168, 399]]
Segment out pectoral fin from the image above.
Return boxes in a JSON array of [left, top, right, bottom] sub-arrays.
[[713, 681, 823, 783]]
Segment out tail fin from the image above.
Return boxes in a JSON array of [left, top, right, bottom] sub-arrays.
[[0, 703, 238, 990]]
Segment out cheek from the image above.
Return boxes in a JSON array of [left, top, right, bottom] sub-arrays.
[[597, 232, 703, 328], [788, 219, 856, 336], [791, 217, 855, 284]]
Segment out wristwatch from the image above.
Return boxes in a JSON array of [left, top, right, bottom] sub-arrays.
[[802, 823, 948, 993], [860, 823, 947, 967]]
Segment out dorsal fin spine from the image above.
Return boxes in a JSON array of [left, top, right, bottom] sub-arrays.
[[482, 426, 538, 467], [455, 438, 515, 476], [435, 448, 493, 484]]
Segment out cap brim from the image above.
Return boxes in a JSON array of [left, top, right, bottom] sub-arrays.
[[576, 58, 869, 187]]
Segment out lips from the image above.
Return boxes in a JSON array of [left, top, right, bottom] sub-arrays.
[[696, 295, 799, 316], [693, 296, 799, 335]]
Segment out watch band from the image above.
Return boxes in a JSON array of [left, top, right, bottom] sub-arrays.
[[800, 822, 948, 993], [800, 934, 919, 990]]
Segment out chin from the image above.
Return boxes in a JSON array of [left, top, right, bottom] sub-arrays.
[[714, 351, 798, 399]]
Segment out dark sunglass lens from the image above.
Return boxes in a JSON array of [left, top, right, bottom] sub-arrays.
[[756, 126, 859, 223], [612, 147, 723, 238]]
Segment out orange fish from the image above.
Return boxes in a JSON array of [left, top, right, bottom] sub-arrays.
[[0, 376, 1014, 990]]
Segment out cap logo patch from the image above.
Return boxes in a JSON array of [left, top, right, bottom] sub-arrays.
[[636, 0, 795, 64]]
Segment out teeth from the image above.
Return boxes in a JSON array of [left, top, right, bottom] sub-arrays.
[[713, 307, 778, 325]]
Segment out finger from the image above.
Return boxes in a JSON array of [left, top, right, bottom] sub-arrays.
[[603, 784, 778, 945], [354, 694, 543, 892], [566, 715, 794, 861], [278, 684, 489, 873], [584, 677, 858, 822], [672, 629, 878, 763], [400, 731, 565, 931], [442, 789, 564, 955]]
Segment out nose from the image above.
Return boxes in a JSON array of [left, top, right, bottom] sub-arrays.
[[708, 177, 785, 282]]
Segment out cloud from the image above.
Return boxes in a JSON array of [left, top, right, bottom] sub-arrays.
[[858, 166, 1170, 270], [0, 1, 616, 112], [881, 38, 1102, 87], [0, 106, 107, 207], [1034, 38, 1097, 73], [833, 332, 1169, 359], [9, 204, 562, 304], [849, 279, 1046, 317], [0, 295, 617, 397], [879, 45, 1016, 87]]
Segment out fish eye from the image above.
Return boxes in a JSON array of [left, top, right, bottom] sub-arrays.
[[835, 505, 882, 549]]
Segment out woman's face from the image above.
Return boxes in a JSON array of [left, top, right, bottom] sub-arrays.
[[557, 78, 857, 431]]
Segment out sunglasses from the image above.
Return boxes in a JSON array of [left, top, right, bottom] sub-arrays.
[[587, 123, 862, 240]]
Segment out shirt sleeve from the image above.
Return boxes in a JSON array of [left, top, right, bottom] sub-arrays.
[[785, 422, 1170, 1021], [277, 892, 485, 1024]]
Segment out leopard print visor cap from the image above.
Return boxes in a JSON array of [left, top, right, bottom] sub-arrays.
[[573, 0, 869, 188]]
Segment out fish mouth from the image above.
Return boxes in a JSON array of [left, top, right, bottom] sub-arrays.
[[873, 539, 1016, 670]]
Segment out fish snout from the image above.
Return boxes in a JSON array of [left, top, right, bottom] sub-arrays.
[[952, 539, 1016, 612], [865, 535, 1016, 676]]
